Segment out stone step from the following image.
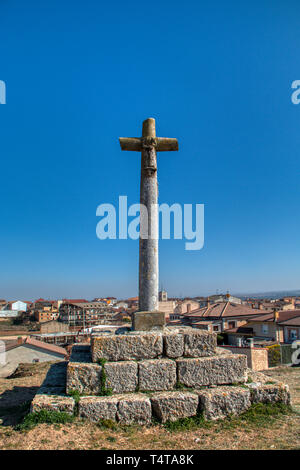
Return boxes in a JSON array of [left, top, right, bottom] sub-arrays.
[[91, 328, 217, 363], [196, 386, 251, 421], [177, 354, 248, 388], [31, 394, 75, 415], [31, 376, 291, 424], [79, 394, 152, 425], [66, 353, 248, 395]]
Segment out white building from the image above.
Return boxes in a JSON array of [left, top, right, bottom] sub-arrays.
[[10, 301, 28, 312]]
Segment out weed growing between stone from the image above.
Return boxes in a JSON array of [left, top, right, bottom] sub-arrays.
[[67, 389, 81, 415], [96, 358, 113, 396]]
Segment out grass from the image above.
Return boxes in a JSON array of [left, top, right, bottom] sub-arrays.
[[163, 403, 293, 432], [97, 419, 118, 430], [16, 410, 75, 431], [163, 414, 207, 432]]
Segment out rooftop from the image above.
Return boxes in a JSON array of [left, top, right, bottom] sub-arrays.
[[184, 301, 270, 319]]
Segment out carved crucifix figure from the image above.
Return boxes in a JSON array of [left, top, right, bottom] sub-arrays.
[[119, 118, 178, 315]]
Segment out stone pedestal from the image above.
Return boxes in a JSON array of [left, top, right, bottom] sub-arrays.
[[132, 311, 165, 331]]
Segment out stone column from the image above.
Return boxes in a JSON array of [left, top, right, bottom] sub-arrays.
[[139, 118, 159, 312]]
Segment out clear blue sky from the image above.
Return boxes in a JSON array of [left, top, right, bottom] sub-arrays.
[[1, 0, 300, 300]]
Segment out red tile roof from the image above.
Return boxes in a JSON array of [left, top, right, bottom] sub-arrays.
[[247, 310, 300, 324], [25, 337, 67, 356], [184, 302, 270, 319], [3, 337, 67, 357], [279, 317, 300, 326]]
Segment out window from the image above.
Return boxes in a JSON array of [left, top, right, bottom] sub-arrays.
[[213, 325, 220, 332], [290, 330, 297, 340], [262, 324, 269, 335], [228, 321, 236, 329]]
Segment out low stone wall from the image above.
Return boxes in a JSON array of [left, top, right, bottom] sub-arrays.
[[221, 345, 268, 371]]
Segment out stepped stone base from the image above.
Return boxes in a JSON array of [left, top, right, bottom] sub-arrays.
[[30, 338, 291, 425]]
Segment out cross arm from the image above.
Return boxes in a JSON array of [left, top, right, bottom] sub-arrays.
[[119, 137, 142, 151], [155, 137, 178, 152], [119, 136, 179, 152]]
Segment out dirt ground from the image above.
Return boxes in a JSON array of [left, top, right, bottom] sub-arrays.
[[0, 362, 299, 450]]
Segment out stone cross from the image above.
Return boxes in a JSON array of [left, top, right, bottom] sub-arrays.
[[119, 118, 178, 316]]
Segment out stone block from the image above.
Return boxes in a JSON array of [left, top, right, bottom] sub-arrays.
[[183, 330, 217, 357], [104, 361, 138, 393], [79, 396, 119, 422], [163, 333, 184, 358], [132, 311, 165, 331], [151, 391, 199, 423], [31, 394, 75, 415], [138, 359, 177, 391], [246, 370, 290, 405], [197, 386, 251, 420], [66, 362, 102, 395], [117, 394, 152, 425], [248, 382, 290, 405], [91, 332, 163, 362], [177, 354, 247, 388]]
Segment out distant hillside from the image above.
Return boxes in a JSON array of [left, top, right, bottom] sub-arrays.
[[236, 289, 300, 300]]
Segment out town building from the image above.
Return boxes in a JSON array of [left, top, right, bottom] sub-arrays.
[[159, 290, 168, 302], [126, 297, 139, 308], [59, 301, 116, 327], [208, 293, 243, 305], [0, 300, 31, 318], [226, 310, 300, 345], [1, 337, 67, 365], [174, 300, 200, 315], [40, 320, 70, 334], [31, 331, 81, 346], [32, 299, 60, 323], [175, 301, 270, 333]]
